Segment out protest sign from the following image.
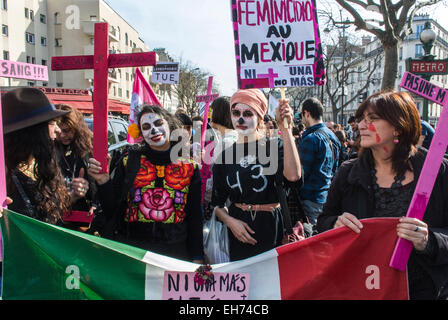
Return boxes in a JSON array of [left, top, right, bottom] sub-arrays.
[[162, 271, 250, 300], [231, 0, 325, 89], [389, 72, 448, 271], [152, 62, 180, 84], [0, 60, 48, 81]]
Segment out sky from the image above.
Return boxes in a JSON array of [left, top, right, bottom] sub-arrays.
[[104, 0, 448, 98]]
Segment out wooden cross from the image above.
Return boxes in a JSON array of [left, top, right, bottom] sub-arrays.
[[390, 71, 448, 271], [195, 76, 218, 151], [51, 22, 157, 172]]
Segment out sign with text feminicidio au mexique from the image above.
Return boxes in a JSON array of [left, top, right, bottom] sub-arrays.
[[231, 0, 325, 89]]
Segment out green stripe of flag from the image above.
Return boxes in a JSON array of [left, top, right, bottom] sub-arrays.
[[1, 210, 147, 300]]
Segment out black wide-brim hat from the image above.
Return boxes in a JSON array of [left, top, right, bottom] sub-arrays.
[[2, 87, 70, 134]]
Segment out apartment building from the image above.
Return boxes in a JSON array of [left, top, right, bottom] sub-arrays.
[[321, 15, 448, 127], [0, 0, 153, 106]]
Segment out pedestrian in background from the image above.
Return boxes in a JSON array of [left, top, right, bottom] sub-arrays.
[[298, 97, 341, 226], [317, 91, 448, 300]]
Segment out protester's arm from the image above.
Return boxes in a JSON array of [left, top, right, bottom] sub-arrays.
[[211, 163, 257, 245], [277, 99, 301, 182]]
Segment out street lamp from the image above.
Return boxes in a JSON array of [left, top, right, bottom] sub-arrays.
[[419, 21, 436, 122]]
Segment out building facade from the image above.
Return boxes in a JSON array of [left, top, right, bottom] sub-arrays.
[[321, 15, 448, 127], [0, 0, 153, 105]]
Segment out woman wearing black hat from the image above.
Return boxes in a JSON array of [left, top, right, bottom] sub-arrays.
[[2, 87, 89, 224]]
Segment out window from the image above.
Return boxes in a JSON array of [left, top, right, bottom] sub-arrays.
[[41, 59, 47, 66], [1, 0, 7, 10], [415, 44, 423, 58], [55, 38, 62, 47], [30, 10, 34, 21], [111, 120, 128, 142], [41, 36, 47, 46], [32, 57, 35, 64], [25, 32, 35, 44], [26, 56, 31, 63], [27, 82, 35, 86], [42, 82, 48, 87], [416, 24, 424, 38], [90, 15, 97, 21], [108, 124, 116, 146], [25, 8, 29, 18], [40, 14, 46, 24], [3, 50, 9, 60], [56, 82, 63, 87], [1, 24, 7, 36], [399, 47, 403, 60], [54, 12, 60, 24], [126, 90, 130, 98], [125, 33, 128, 46]]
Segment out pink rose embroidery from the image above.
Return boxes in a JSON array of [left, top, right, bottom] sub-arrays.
[[139, 188, 175, 222]]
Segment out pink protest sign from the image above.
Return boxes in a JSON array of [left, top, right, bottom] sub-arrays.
[[162, 271, 250, 300], [196, 93, 219, 103], [389, 72, 448, 271], [231, 0, 325, 89], [0, 60, 48, 81], [400, 72, 448, 105], [198, 77, 218, 151]]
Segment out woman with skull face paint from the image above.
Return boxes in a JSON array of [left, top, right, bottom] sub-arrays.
[[88, 105, 204, 263], [211, 89, 302, 261]]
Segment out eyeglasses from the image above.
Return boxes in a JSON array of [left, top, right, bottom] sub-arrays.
[[356, 114, 381, 125]]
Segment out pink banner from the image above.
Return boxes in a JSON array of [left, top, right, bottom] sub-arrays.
[[162, 271, 250, 300], [0, 60, 48, 81], [390, 72, 448, 270]]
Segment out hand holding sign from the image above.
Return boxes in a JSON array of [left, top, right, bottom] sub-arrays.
[[276, 97, 293, 132], [70, 168, 89, 201]]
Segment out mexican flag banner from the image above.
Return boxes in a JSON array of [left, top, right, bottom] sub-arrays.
[[0, 210, 409, 300]]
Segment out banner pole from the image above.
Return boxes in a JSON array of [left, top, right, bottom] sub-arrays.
[[280, 88, 288, 129]]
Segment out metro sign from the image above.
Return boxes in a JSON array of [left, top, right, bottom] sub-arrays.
[[406, 58, 448, 75]]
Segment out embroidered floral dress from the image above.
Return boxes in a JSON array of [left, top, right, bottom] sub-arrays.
[[97, 145, 203, 261]]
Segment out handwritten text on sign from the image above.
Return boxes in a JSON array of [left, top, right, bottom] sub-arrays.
[[401, 72, 448, 105], [233, 0, 322, 88], [162, 272, 250, 300], [0, 60, 48, 81]]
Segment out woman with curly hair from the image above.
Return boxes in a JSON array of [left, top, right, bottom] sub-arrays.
[[2, 88, 87, 224], [55, 104, 98, 230], [88, 105, 204, 263]]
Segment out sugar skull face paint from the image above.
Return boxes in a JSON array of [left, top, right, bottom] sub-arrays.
[[140, 113, 170, 147], [231, 103, 258, 136]]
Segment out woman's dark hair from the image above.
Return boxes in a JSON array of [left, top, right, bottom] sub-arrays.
[[136, 104, 181, 137], [334, 130, 347, 144], [355, 90, 422, 177], [211, 97, 233, 129], [55, 104, 93, 159], [271, 119, 278, 129], [5, 121, 71, 224]]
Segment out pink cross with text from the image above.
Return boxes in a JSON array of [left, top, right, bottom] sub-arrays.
[[51, 22, 157, 172]]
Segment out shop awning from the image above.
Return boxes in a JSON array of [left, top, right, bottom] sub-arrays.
[[45, 93, 130, 115]]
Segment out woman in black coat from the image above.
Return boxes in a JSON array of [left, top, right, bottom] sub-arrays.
[[317, 91, 448, 300]]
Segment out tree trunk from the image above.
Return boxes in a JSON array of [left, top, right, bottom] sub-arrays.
[[381, 41, 399, 90]]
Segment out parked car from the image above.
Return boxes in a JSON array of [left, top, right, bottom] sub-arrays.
[[84, 115, 130, 170]]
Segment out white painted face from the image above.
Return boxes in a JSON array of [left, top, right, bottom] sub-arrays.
[[231, 103, 258, 136], [140, 113, 170, 147]]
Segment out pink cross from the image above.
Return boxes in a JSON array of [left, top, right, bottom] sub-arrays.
[[196, 76, 218, 151], [257, 68, 279, 88], [51, 23, 157, 173]]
